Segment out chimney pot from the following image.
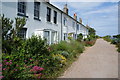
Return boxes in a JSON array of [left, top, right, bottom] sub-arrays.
[[79, 18, 82, 24], [73, 13, 77, 20], [63, 4, 68, 14]]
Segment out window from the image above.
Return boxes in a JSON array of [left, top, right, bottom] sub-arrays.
[[64, 17, 67, 26], [18, 1, 26, 15], [34, 2, 40, 19], [64, 33, 67, 40], [18, 28, 27, 39], [47, 7, 51, 22], [72, 22, 75, 29], [53, 11, 57, 24], [44, 31, 50, 44], [77, 24, 79, 30]]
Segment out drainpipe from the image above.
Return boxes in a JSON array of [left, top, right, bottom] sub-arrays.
[[76, 23, 77, 39], [61, 12, 63, 41]]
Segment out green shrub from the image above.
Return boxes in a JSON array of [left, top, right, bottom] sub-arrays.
[[2, 53, 44, 79], [20, 35, 49, 57], [103, 35, 112, 42], [116, 43, 120, 52], [77, 33, 83, 42], [60, 51, 69, 58]]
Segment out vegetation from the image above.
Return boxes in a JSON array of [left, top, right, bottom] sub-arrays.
[[77, 33, 83, 42], [83, 27, 97, 46], [1, 15, 97, 79], [103, 35, 112, 42], [103, 34, 120, 53]]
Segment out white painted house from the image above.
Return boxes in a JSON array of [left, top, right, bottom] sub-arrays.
[[1, 0, 89, 44]]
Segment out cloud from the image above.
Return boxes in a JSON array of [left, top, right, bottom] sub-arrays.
[[83, 4, 118, 15], [50, 2, 118, 36], [50, 0, 120, 2]]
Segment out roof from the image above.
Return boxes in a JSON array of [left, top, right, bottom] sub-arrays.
[[46, 2, 87, 28]]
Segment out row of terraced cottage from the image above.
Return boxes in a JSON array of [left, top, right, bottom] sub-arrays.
[[2, 0, 90, 44]]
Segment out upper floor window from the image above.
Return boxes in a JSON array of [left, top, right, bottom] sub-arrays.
[[17, 28, 27, 39], [47, 7, 51, 22], [34, 2, 40, 19], [18, 1, 26, 15], [77, 24, 79, 30], [72, 22, 75, 29], [64, 17, 67, 26], [53, 11, 57, 24]]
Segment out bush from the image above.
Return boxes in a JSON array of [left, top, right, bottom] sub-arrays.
[[103, 35, 112, 42], [50, 40, 84, 58], [19, 35, 49, 57], [2, 53, 44, 79], [60, 51, 69, 58], [77, 33, 83, 42], [116, 43, 120, 52], [84, 40, 96, 46]]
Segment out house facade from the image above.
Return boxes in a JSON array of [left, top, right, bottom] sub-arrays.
[[1, 0, 89, 44]]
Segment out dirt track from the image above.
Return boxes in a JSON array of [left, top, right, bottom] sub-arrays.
[[60, 39, 118, 78]]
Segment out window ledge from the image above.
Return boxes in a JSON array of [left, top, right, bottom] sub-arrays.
[[53, 23, 58, 26], [34, 17, 41, 21], [17, 13, 28, 18], [46, 21, 52, 24]]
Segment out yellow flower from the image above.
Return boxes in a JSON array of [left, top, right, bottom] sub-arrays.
[[52, 54, 66, 64]]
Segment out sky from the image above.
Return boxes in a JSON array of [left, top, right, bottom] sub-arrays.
[[50, 1, 119, 37]]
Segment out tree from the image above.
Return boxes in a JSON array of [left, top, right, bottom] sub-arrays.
[[88, 28, 96, 35], [2, 15, 26, 40], [1, 15, 26, 54]]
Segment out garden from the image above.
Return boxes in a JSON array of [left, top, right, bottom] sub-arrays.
[[1, 15, 97, 79]]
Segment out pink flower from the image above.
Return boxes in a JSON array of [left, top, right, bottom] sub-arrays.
[[0, 72, 2, 74], [24, 60, 27, 62], [4, 60, 7, 62], [0, 64, 2, 67], [31, 66, 44, 72], [9, 60, 12, 62], [3, 68, 6, 70], [9, 62, 12, 65], [30, 58, 32, 61], [14, 69, 17, 71], [16, 65, 19, 67], [39, 68, 44, 71], [0, 76, 4, 79], [6, 62, 9, 65]]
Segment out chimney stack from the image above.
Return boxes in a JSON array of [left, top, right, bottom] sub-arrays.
[[79, 18, 82, 24], [63, 4, 68, 14], [73, 13, 77, 20]]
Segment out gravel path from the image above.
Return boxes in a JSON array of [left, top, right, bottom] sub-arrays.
[[60, 39, 118, 78]]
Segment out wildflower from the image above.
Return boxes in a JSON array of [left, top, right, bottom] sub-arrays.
[[9, 60, 12, 62], [0, 76, 4, 79], [16, 65, 19, 67], [30, 66, 44, 72], [5, 62, 9, 65], [0, 64, 2, 67], [30, 58, 32, 61], [24, 60, 27, 62], [14, 69, 17, 71], [9, 62, 12, 65], [3, 68, 6, 70], [4, 60, 7, 62]]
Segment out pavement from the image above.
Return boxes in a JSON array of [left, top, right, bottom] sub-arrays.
[[60, 39, 118, 78]]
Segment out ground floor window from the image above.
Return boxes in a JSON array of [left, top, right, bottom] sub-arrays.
[[64, 33, 67, 40], [44, 31, 50, 44], [51, 31, 57, 44], [17, 28, 27, 39]]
